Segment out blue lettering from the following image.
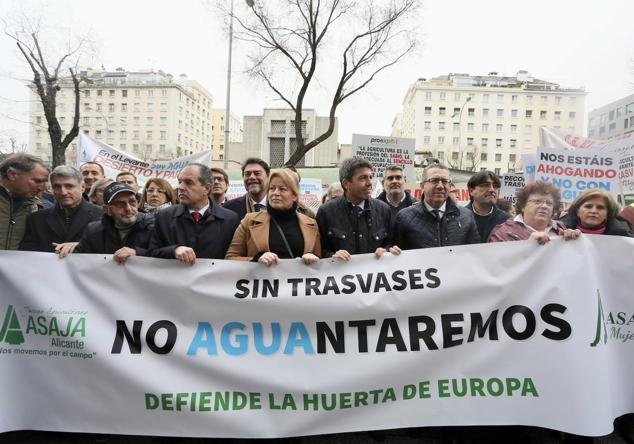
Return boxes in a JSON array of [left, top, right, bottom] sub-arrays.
[[221, 322, 248, 355], [283, 322, 314, 355], [187, 322, 217, 356], [254, 322, 282, 355]]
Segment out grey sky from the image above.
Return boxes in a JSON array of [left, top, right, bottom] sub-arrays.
[[1, 0, 633, 147]]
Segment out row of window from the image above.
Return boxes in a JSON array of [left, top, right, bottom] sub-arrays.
[[588, 116, 634, 136], [423, 136, 521, 148], [423, 106, 576, 120], [80, 129, 206, 150], [83, 89, 169, 99], [435, 150, 517, 163], [423, 91, 578, 106], [423, 121, 576, 134], [590, 103, 634, 127]]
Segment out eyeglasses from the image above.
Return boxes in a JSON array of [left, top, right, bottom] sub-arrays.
[[527, 198, 554, 207], [476, 182, 500, 189], [212, 176, 226, 183], [424, 178, 452, 185], [146, 187, 167, 194]]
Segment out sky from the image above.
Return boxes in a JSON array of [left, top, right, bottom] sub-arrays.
[[1, 0, 633, 148]]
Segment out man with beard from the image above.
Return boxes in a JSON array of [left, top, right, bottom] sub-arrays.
[[210, 167, 229, 205], [224, 158, 269, 220], [20, 165, 102, 257], [148, 163, 238, 264], [465, 171, 511, 242], [377, 164, 417, 217], [316, 157, 399, 260], [73, 182, 154, 263], [393, 163, 479, 249]]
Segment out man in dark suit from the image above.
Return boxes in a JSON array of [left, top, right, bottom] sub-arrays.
[[148, 163, 239, 264], [223, 158, 270, 221], [20, 165, 102, 257]]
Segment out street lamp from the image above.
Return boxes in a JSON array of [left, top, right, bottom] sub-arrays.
[[451, 96, 471, 169], [224, 0, 255, 170]]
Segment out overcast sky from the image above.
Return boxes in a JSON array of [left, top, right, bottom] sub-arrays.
[[1, 0, 633, 147]]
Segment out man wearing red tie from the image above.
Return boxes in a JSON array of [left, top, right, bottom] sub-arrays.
[[148, 163, 239, 264]]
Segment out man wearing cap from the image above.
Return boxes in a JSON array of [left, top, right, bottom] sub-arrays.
[[20, 165, 102, 257], [73, 182, 154, 263], [148, 163, 239, 264]]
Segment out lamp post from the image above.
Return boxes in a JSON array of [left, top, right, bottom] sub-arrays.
[[451, 96, 471, 170]]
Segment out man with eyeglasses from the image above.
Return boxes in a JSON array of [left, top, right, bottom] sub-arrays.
[[393, 163, 480, 249], [73, 182, 154, 263], [465, 171, 511, 242], [210, 167, 229, 206], [224, 158, 270, 220], [377, 164, 418, 217]]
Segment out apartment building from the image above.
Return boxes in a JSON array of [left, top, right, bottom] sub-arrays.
[[243, 108, 339, 167], [211, 109, 243, 161], [588, 93, 634, 140], [392, 71, 586, 175], [29, 68, 214, 164]]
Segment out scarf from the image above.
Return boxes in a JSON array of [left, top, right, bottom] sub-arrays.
[[576, 223, 606, 235]]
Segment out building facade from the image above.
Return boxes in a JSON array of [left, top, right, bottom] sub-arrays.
[[588, 94, 634, 140], [392, 71, 586, 175], [211, 109, 243, 161], [29, 68, 214, 164], [242, 108, 339, 167]]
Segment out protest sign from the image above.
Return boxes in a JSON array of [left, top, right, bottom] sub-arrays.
[[352, 134, 415, 186], [499, 173, 525, 206], [78, 133, 211, 187], [2, 237, 633, 438], [521, 154, 536, 183], [536, 147, 619, 202]]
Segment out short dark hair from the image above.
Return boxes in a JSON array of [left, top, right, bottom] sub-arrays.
[[116, 172, 138, 183], [515, 181, 560, 216], [210, 167, 229, 183], [80, 161, 105, 175], [339, 157, 373, 182], [467, 171, 501, 190], [0, 153, 47, 179], [185, 163, 212, 186], [241, 158, 270, 176]]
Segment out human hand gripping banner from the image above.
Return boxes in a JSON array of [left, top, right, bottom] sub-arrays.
[[1, 237, 633, 438]]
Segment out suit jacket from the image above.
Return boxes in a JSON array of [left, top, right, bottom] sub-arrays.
[[19, 200, 103, 252], [223, 195, 250, 221], [225, 210, 321, 261], [148, 200, 239, 260]]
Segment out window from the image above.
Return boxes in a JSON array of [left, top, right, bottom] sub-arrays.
[[608, 110, 615, 121], [134, 90, 141, 97], [160, 131, 167, 140], [148, 90, 154, 97], [424, 121, 431, 129], [482, 108, 489, 118], [96, 130, 102, 139], [480, 153, 487, 161], [161, 89, 168, 97], [511, 95, 518, 104], [569, 97, 576, 105], [159, 144, 166, 153], [466, 152, 474, 160], [146, 131, 153, 140], [439, 92, 446, 101], [555, 96, 562, 105], [425, 92, 432, 100], [160, 117, 167, 126], [36, 130, 42, 138], [145, 144, 152, 153], [147, 117, 154, 125], [97, 90, 102, 97], [108, 103, 115, 112], [540, 96, 548, 105], [147, 103, 154, 112], [510, 139, 517, 148], [482, 123, 489, 132], [509, 154, 517, 163], [454, 93, 461, 101], [496, 109, 503, 117], [423, 136, 431, 144], [133, 130, 140, 140], [511, 109, 518, 118], [424, 106, 432, 115], [83, 117, 90, 125], [438, 121, 446, 130], [439, 107, 446, 116], [554, 111, 561, 120], [495, 139, 502, 147], [96, 103, 102, 112], [526, 95, 533, 104], [160, 103, 168, 112], [95, 116, 103, 126], [120, 130, 127, 139], [482, 94, 489, 103], [494, 168, 501, 175], [540, 110, 547, 120], [525, 110, 533, 119], [452, 137, 460, 146], [107, 130, 114, 139], [617, 107, 623, 118], [496, 124, 503, 132], [122, 90, 127, 98], [524, 139, 532, 149], [109, 90, 115, 98], [468, 108, 475, 117], [497, 94, 503, 103], [525, 124, 532, 134], [84, 90, 90, 97], [510, 124, 517, 133], [481, 138, 488, 147], [453, 122, 460, 132], [453, 107, 460, 116], [452, 152, 459, 160], [467, 137, 474, 146], [438, 136, 445, 144], [121, 103, 127, 112], [437, 151, 444, 159], [569, 111, 576, 120], [467, 123, 474, 132]]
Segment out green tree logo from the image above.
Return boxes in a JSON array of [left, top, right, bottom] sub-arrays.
[[590, 290, 607, 347], [0, 305, 25, 345]]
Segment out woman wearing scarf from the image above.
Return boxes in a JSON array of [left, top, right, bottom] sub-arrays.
[[225, 168, 320, 266], [138, 178, 177, 214], [560, 189, 633, 237]]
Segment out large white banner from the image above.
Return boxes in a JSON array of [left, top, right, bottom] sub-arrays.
[[1, 237, 634, 438], [78, 133, 212, 187]]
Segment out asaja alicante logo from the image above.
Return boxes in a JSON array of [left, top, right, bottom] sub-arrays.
[[0, 305, 25, 345], [590, 290, 634, 347]]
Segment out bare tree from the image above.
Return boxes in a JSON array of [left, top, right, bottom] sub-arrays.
[[446, 144, 482, 172], [232, 0, 420, 166], [3, 16, 94, 167]]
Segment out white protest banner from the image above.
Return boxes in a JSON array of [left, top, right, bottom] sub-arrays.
[[1, 238, 633, 438], [521, 154, 536, 183], [536, 147, 619, 202], [78, 133, 211, 187], [499, 173, 525, 206], [352, 134, 415, 184]]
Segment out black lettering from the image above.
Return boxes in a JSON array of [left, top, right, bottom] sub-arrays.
[[408, 315, 438, 350], [391, 270, 407, 291], [305, 278, 322, 296], [111, 320, 143, 354], [340, 275, 356, 294], [322, 276, 341, 295], [262, 279, 279, 298], [287, 278, 302, 297], [348, 319, 376, 353], [316, 321, 345, 353], [441, 314, 464, 348], [376, 318, 406, 352], [502, 305, 536, 340], [373, 273, 392, 293], [146, 321, 177, 354], [355, 274, 373, 293], [425, 268, 440, 288], [541, 304, 571, 340], [409, 269, 425, 289], [468, 310, 499, 342], [234, 279, 250, 299]]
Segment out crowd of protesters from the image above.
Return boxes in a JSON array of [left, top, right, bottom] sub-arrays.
[[1, 152, 634, 443]]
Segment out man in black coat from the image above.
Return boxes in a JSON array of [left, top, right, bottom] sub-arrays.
[[316, 157, 399, 260], [223, 158, 270, 221], [393, 163, 480, 250], [20, 165, 102, 257], [465, 170, 511, 242], [376, 164, 418, 217], [74, 182, 155, 263], [148, 163, 239, 264]]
